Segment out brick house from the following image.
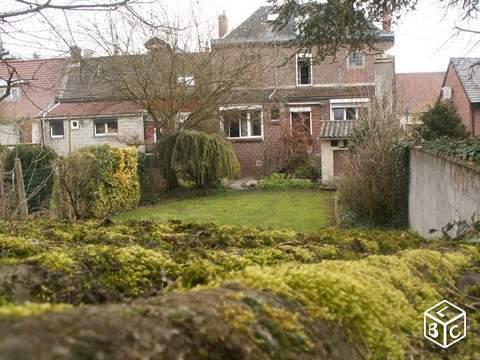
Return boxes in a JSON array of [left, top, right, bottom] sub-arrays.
[[441, 58, 480, 136], [15, 6, 394, 188], [0, 58, 66, 145], [212, 6, 395, 185], [395, 72, 444, 126]]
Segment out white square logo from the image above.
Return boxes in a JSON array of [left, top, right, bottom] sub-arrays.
[[424, 300, 467, 349]]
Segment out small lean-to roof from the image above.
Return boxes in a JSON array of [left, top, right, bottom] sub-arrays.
[[320, 120, 353, 139], [395, 72, 444, 115], [45, 100, 145, 119], [450, 58, 480, 103]]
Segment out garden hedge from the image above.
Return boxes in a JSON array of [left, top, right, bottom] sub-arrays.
[[53, 145, 140, 219]]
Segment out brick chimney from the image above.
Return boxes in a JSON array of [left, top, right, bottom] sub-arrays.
[[218, 11, 228, 39], [69, 45, 82, 60], [382, 12, 392, 32]]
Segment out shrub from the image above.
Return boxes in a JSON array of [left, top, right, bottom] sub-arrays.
[[258, 173, 318, 190], [338, 98, 409, 228], [157, 130, 240, 190], [417, 101, 467, 140], [53, 145, 140, 219], [137, 152, 165, 204], [421, 136, 480, 167], [4, 145, 56, 213]]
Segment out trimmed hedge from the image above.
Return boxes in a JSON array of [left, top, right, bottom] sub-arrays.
[[53, 145, 140, 219], [258, 173, 318, 190]]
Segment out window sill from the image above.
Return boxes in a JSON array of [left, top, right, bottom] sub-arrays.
[[50, 136, 64, 139], [94, 134, 119, 137], [228, 137, 263, 143], [296, 83, 313, 87]]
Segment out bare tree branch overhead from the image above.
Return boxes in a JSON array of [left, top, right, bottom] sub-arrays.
[[0, 0, 133, 20]]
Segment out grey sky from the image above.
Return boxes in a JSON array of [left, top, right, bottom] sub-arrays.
[[4, 0, 480, 73]]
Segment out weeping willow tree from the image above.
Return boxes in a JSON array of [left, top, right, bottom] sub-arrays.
[[157, 131, 240, 190]]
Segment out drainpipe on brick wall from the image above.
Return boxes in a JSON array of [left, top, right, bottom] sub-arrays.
[[269, 37, 279, 101], [470, 103, 475, 136]]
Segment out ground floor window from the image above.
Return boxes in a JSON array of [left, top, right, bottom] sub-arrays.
[[50, 120, 64, 138], [94, 118, 118, 136], [290, 108, 312, 135], [223, 109, 262, 139]]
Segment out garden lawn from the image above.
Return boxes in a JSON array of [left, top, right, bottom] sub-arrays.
[[116, 190, 334, 232]]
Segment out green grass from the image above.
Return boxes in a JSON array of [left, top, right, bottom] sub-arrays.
[[115, 190, 334, 232]]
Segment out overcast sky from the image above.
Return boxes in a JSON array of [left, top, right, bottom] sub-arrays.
[[3, 0, 480, 73]]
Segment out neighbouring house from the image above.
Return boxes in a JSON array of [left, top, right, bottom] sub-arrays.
[[395, 72, 444, 126], [441, 58, 480, 136], [0, 58, 66, 145], [212, 6, 395, 186]]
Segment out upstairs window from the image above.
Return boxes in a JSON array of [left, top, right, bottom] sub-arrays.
[[296, 53, 312, 86], [347, 52, 365, 68], [177, 75, 195, 87], [223, 109, 262, 139], [50, 120, 64, 138], [94, 118, 118, 136], [0, 86, 21, 101]]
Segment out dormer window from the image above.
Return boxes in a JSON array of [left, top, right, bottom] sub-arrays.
[[0, 86, 21, 101], [177, 75, 195, 87], [347, 52, 365, 69], [296, 53, 312, 86], [267, 13, 279, 22]]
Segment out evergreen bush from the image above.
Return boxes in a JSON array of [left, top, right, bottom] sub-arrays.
[[417, 101, 467, 140], [157, 130, 240, 190], [53, 145, 140, 219]]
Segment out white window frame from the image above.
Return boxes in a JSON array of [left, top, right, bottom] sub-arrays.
[[347, 52, 365, 69], [177, 75, 195, 87], [330, 99, 369, 121], [50, 120, 65, 139], [221, 106, 264, 140], [289, 107, 312, 135], [296, 53, 313, 87], [94, 118, 118, 137], [71, 120, 80, 130]]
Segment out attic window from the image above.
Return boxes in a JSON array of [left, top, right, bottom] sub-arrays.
[[296, 53, 312, 86], [177, 76, 195, 86], [267, 13, 279, 22], [0, 86, 21, 101]]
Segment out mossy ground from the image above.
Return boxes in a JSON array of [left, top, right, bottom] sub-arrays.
[[0, 219, 478, 359]]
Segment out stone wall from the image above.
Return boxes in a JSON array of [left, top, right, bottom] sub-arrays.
[[409, 147, 480, 238]]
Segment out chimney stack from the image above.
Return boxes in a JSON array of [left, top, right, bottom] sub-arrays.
[[218, 11, 228, 39], [382, 12, 392, 32], [69, 45, 82, 60]]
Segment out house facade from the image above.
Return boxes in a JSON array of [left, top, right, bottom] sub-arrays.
[[0, 58, 66, 145], [441, 58, 480, 136], [212, 6, 395, 185]]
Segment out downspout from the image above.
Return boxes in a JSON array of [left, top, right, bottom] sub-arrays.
[[471, 103, 476, 136], [41, 101, 60, 147], [268, 37, 279, 101]]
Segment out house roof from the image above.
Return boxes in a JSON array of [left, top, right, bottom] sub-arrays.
[[320, 120, 353, 139], [213, 6, 394, 46], [395, 72, 444, 115], [0, 58, 67, 120], [45, 100, 145, 119], [450, 58, 480, 103]]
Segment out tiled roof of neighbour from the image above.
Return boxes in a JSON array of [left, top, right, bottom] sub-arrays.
[[45, 100, 145, 118], [226, 85, 375, 104], [0, 58, 67, 119], [395, 72, 444, 115], [319, 120, 353, 139], [60, 52, 208, 101], [450, 58, 480, 103], [213, 6, 394, 45]]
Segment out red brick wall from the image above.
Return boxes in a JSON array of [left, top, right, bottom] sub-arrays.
[[444, 64, 474, 134], [473, 106, 480, 136], [232, 102, 331, 177]]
